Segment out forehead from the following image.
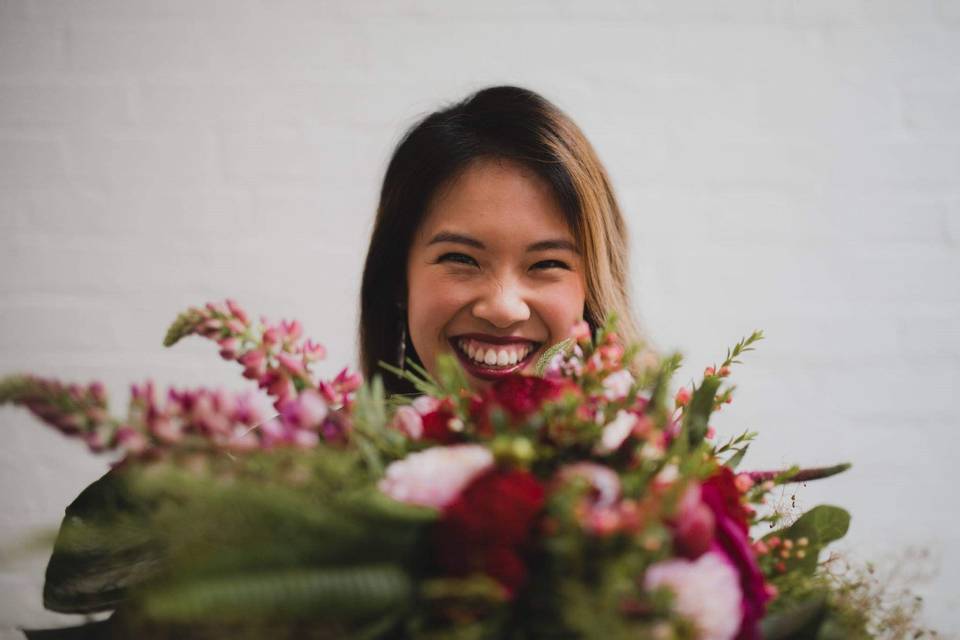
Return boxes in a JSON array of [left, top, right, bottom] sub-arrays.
[[417, 158, 574, 243]]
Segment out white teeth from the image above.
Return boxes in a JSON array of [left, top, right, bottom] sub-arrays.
[[456, 338, 536, 368]]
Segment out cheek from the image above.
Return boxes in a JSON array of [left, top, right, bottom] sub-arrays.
[[539, 277, 587, 338], [406, 267, 472, 363]]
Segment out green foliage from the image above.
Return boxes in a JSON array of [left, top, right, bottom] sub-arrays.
[[351, 375, 408, 475], [43, 468, 162, 614], [764, 505, 851, 576], [533, 338, 573, 376], [720, 330, 764, 370], [162, 308, 206, 347], [142, 565, 412, 623], [682, 376, 722, 447]]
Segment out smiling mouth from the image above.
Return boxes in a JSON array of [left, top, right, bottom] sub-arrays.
[[450, 335, 543, 380]]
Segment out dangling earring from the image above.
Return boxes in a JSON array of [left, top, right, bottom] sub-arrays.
[[397, 314, 407, 369]]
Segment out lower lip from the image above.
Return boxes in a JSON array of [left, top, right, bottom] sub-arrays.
[[450, 340, 539, 381]]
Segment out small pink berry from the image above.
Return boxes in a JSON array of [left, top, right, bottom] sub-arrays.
[[734, 473, 755, 493]]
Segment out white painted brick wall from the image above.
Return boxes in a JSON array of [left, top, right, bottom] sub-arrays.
[[1, 0, 958, 635]]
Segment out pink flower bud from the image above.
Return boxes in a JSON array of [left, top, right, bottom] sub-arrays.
[[199, 319, 222, 337], [333, 367, 362, 394], [277, 352, 307, 377], [281, 319, 302, 341], [280, 390, 328, 430], [116, 426, 149, 455], [734, 473, 755, 493], [225, 299, 249, 324], [301, 340, 327, 362], [218, 337, 240, 360], [205, 301, 228, 316], [226, 319, 247, 335], [411, 395, 440, 415], [262, 326, 279, 346], [292, 429, 320, 448], [674, 387, 691, 407], [570, 320, 592, 344], [239, 349, 267, 380], [704, 366, 716, 377], [391, 405, 424, 439]]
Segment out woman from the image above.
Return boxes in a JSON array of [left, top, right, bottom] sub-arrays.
[[360, 86, 640, 396]]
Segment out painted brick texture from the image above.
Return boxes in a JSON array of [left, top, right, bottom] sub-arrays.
[[1, 0, 958, 634]]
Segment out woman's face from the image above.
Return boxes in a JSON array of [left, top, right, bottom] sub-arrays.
[[406, 157, 586, 391]]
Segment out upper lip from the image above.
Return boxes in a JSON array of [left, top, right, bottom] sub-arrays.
[[452, 333, 542, 346]]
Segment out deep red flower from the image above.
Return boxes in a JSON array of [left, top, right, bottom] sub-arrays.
[[471, 374, 579, 433], [434, 468, 546, 596], [419, 400, 460, 444], [701, 467, 770, 640]]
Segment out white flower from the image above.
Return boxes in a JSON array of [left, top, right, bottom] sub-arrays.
[[644, 552, 743, 640], [594, 410, 638, 454], [378, 444, 494, 509], [554, 462, 621, 507], [602, 369, 635, 401]]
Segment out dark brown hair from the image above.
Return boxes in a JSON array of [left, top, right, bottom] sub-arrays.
[[360, 86, 638, 395]]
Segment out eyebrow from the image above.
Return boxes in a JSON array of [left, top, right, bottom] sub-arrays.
[[427, 231, 579, 254]]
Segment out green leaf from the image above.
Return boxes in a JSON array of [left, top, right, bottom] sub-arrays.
[[725, 444, 750, 470], [683, 376, 722, 447], [764, 505, 851, 575], [760, 593, 828, 639], [43, 469, 163, 614], [534, 339, 573, 376], [141, 564, 412, 623]]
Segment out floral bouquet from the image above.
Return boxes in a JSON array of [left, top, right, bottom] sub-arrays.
[[0, 300, 888, 639]]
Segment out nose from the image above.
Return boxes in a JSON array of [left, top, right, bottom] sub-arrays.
[[471, 277, 531, 329]]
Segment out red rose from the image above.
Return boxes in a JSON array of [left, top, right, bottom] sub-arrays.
[[420, 400, 460, 444], [434, 468, 546, 595], [701, 468, 770, 640], [471, 375, 578, 433]]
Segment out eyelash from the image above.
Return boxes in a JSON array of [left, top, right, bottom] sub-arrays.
[[436, 253, 570, 271]]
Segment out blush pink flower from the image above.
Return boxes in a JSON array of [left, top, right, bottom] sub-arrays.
[[390, 405, 424, 439], [594, 410, 638, 454], [379, 444, 494, 509], [554, 462, 621, 507], [602, 369, 635, 401], [644, 551, 743, 640]]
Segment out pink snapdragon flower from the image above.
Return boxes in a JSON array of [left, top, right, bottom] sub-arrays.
[[379, 444, 494, 509], [644, 551, 743, 640]]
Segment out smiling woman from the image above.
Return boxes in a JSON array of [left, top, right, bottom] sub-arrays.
[[360, 86, 640, 395]]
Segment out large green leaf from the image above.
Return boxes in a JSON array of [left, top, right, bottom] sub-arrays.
[[763, 505, 851, 575], [760, 593, 828, 639], [43, 469, 164, 614]]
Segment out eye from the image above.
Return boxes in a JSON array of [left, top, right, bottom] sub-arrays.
[[437, 252, 479, 267], [531, 259, 571, 271]]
